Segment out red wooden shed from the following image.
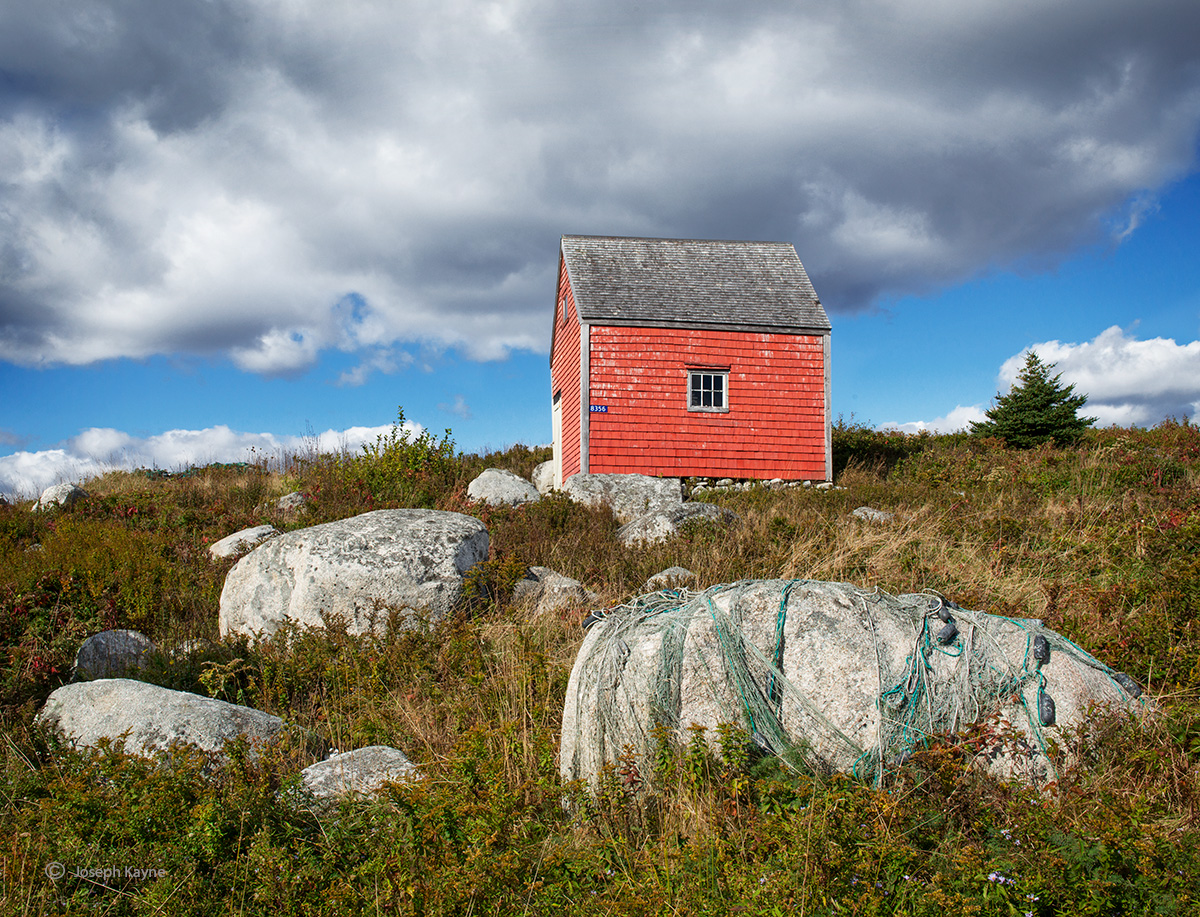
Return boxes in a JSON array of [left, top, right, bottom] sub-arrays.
[[550, 235, 832, 487]]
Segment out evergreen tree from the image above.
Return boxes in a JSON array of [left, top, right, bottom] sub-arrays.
[[970, 351, 1096, 448]]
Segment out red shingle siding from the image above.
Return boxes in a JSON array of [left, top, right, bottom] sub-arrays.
[[550, 262, 582, 479], [586, 326, 828, 480]]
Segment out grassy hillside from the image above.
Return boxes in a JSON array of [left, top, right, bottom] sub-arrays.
[[2, 417, 1198, 915]]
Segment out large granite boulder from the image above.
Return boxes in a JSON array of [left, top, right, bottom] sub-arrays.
[[531, 461, 555, 494], [562, 473, 683, 524], [513, 566, 596, 614], [74, 629, 156, 679], [219, 509, 488, 640], [300, 746, 422, 805], [34, 483, 88, 511], [467, 468, 541, 507], [209, 525, 280, 560], [562, 580, 1149, 790], [617, 502, 740, 546], [37, 679, 283, 758]]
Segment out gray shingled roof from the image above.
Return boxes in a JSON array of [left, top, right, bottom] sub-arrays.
[[560, 235, 830, 333]]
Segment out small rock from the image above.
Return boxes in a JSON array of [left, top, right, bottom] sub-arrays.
[[300, 746, 422, 805], [643, 567, 697, 592], [815, 482, 833, 490], [74, 629, 156, 679], [715, 478, 734, 487], [276, 491, 309, 512], [34, 483, 87, 511], [208, 525, 280, 560], [467, 468, 541, 507], [851, 507, 894, 524], [513, 566, 596, 613]]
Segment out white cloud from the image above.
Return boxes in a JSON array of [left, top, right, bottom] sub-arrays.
[[0, 421, 421, 498], [1004, 326, 1200, 426], [0, 0, 1197, 373], [880, 404, 988, 435]]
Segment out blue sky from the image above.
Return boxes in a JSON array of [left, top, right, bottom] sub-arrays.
[[2, 1, 1199, 496]]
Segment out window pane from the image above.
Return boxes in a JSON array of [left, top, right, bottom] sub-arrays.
[[688, 371, 727, 410]]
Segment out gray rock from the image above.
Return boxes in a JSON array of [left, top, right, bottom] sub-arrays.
[[562, 581, 1148, 790], [643, 567, 697, 592], [219, 509, 488, 640], [34, 483, 87, 511], [209, 525, 280, 560], [74, 629, 156, 679], [616, 502, 739, 546], [300, 746, 422, 804], [815, 481, 833, 490], [467, 468, 541, 507], [851, 506, 894, 524], [513, 566, 596, 614], [276, 491, 309, 512], [37, 678, 283, 758], [563, 473, 684, 523], [531, 461, 556, 494]]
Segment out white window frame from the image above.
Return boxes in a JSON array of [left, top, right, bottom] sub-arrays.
[[687, 369, 730, 413]]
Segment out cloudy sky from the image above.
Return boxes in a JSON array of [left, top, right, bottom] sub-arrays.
[[2, 0, 1199, 495]]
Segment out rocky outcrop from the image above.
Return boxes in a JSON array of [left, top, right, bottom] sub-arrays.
[[562, 473, 683, 524], [300, 746, 422, 804], [513, 566, 595, 614], [34, 483, 87, 511], [219, 509, 488, 640], [74, 629, 156, 679], [616, 502, 739, 546], [37, 678, 283, 758], [467, 468, 541, 507], [562, 580, 1149, 790], [209, 525, 280, 560]]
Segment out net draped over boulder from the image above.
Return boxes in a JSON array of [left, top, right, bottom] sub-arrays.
[[561, 580, 1148, 789]]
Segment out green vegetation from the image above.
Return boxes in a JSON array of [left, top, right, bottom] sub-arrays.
[[2, 412, 1199, 915], [971, 351, 1097, 447]]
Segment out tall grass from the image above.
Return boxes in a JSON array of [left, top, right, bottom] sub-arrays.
[[1, 417, 1199, 914]]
